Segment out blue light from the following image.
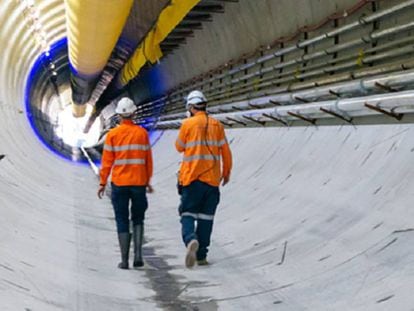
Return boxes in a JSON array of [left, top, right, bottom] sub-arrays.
[[135, 64, 168, 140], [24, 36, 168, 165], [146, 64, 167, 99], [24, 37, 93, 166]]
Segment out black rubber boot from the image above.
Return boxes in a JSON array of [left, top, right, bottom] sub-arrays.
[[117, 232, 131, 269], [133, 225, 144, 268]]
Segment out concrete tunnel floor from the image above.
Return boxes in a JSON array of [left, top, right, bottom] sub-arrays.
[[1, 122, 414, 310]]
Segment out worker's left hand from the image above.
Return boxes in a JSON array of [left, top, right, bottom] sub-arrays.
[[97, 185, 106, 199], [147, 185, 154, 193]]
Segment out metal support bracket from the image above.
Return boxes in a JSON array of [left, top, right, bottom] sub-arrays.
[[232, 105, 245, 111], [374, 82, 398, 93], [248, 103, 262, 109], [262, 113, 288, 126], [364, 103, 403, 121], [220, 120, 233, 127], [293, 96, 309, 103], [320, 107, 353, 124], [288, 111, 317, 125], [329, 89, 342, 98], [269, 100, 281, 106], [242, 115, 266, 126], [226, 117, 247, 126]]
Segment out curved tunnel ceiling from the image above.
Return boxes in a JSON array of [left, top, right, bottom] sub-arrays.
[[1, 0, 414, 309]]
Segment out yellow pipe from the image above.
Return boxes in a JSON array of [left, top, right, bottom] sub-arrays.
[[65, 0, 133, 78], [72, 103, 86, 117], [118, 0, 200, 86], [64, 0, 133, 116]]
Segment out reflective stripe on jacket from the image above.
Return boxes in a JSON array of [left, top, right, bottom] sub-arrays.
[[100, 120, 153, 186], [175, 111, 232, 187]]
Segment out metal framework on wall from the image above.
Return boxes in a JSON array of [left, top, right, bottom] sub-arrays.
[[133, 0, 414, 130], [90, 0, 239, 132], [102, 0, 239, 130], [160, 0, 236, 55]]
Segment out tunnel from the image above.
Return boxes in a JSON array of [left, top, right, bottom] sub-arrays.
[[1, 0, 414, 310]]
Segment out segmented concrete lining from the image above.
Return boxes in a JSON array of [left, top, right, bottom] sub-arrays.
[[147, 125, 414, 310], [1, 113, 414, 310]]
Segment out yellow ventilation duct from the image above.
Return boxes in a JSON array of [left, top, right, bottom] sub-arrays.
[[83, 0, 200, 133], [64, 0, 133, 116], [117, 0, 200, 87]]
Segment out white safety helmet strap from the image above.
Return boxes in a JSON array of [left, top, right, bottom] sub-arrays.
[[186, 101, 207, 111]]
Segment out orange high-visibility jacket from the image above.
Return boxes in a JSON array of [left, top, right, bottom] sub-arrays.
[[100, 120, 153, 186], [176, 111, 232, 187]]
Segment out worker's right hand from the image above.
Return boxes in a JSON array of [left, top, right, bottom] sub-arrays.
[[97, 185, 106, 199], [221, 175, 230, 186]]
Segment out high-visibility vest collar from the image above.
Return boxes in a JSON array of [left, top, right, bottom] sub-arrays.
[[193, 111, 207, 117], [121, 119, 134, 125]]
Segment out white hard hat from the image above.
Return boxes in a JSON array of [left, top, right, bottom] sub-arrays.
[[115, 97, 136, 116], [186, 90, 207, 110]]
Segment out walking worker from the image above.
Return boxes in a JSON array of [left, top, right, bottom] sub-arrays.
[[98, 97, 153, 269], [176, 90, 232, 268]]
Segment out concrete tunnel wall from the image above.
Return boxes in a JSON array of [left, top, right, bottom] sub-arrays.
[[1, 0, 414, 310], [148, 125, 414, 310], [2, 120, 414, 309], [153, 0, 359, 90]]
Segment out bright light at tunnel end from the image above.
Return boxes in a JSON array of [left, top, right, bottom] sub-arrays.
[[24, 36, 159, 164], [56, 103, 101, 148], [25, 37, 101, 164]]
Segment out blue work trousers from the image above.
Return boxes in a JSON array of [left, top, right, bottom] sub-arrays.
[[179, 180, 220, 260], [111, 183, 148, 233]]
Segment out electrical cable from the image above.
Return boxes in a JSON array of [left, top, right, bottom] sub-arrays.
[[194, 109, 218, 180]]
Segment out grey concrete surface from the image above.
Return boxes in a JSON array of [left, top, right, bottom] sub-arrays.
[[3, 120, 414, 310], [147, 125, 414, 310], [0, 127, 160, 310]]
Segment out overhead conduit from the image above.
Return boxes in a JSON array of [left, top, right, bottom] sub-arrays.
[[64, 0, 133, 117], [118, 0, 201, 88], [83, 0, 200, 132]]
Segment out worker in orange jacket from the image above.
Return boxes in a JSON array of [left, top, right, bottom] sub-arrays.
[[176, 90, 232, 268], [98, 97, 153, 269]]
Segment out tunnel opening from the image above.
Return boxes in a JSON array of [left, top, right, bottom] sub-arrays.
[[24, 37, 102, 163], [23, 36, 164, 164]]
